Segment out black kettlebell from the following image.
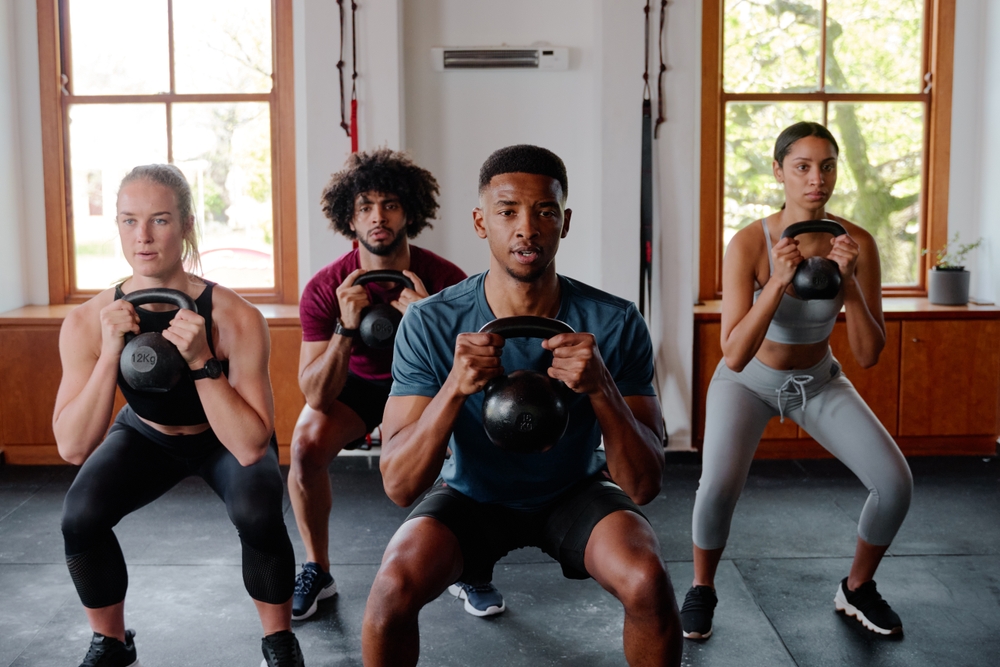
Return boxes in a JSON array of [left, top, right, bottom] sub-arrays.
[[479, 316, 576, 454], [354, 270, 415, 349], [780, 220, 847, 300], [120, 288, 198, 393]]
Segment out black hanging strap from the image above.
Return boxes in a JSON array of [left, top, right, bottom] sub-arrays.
[[639, 1, 653, 318], [336, 0, 349, 137], [350, 1, 359, 152], [655, 0, 668, 137]]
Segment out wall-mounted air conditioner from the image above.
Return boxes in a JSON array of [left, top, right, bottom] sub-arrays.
[[431, 46, 569, 71]]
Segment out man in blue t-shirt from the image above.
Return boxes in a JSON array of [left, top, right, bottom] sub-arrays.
[[361, 145, 683, 667]]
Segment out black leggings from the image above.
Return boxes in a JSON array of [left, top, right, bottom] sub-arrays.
[[61, 406, 294, 608]]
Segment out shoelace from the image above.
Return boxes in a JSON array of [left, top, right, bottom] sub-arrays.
[[850, 581, 890, 611], [264, 634, 301, 666], [294, 567, 318, 595], [80, 640, 108, 667], [776, 374, 814, 422], [680, 588, 716, 613]]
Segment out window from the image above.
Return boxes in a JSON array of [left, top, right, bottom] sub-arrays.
[[698, 0, 955, 300], [37, 0, 298, 303]]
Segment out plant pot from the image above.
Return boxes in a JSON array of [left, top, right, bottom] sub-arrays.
[[927, 268, 970, 305]]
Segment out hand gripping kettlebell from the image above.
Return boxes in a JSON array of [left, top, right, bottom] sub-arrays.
[[780, 220, 847, 300], [479, 316, 576, 454], [120, 288, 198, 392], [354, 270, 416, 349]]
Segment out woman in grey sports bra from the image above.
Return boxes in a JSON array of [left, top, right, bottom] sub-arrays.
[[681, 122, 912, 641]]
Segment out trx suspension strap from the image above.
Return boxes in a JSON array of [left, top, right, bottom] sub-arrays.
[[337, 0, 359, 152], [350, 1, 359, 153], [655, 0, 668, 138], [639, 1, 653, 318]]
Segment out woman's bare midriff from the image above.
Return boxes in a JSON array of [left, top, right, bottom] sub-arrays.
[[139, 415, 211, 436], [754, 338, 830, 371]]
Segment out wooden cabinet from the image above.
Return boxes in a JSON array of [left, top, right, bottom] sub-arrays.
[[693, 299, 1000, 458], [899, 320, 1000, 437], [0, 305, 305, 465]]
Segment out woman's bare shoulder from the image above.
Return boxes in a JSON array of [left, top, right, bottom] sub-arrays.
[[828, 214, 875, 245], [63, 288, 116, 329], [726, 217, 769, 261], [210, 284, 267, 334]]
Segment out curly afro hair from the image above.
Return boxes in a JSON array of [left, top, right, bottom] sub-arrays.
[[478, 145, 568, 202], [320, 148, 440, 239]]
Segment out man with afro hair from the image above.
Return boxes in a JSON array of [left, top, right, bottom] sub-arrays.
[[288, 149, 471, 621]]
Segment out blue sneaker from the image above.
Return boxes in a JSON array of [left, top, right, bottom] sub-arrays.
[[448, 581, 506, 617], [292, 562, 337, 621]]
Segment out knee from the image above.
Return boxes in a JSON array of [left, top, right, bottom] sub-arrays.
[[61, 493, 111, 545], [614, 555, 673, 617], [872, 457, 913, 515], [366, 556, 425, 626], [228, 487, 285, 540]]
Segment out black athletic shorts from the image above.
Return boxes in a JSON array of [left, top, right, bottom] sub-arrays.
[[337, 372, 393, 432], [405, 470, 646, 584]]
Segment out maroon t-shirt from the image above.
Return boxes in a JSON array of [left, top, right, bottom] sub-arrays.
[[299, 246, 467, 381]]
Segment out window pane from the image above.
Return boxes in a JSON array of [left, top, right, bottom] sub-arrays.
[[172, 103, 274, 288], [723, 0, 821, 93], [724, 102, 824, 256], [173, 0, 273, 94], [69, 104, 169, 290], [827, 102, 924, 285], [826, 0, 924, 93], [67, 0, 169, 95]]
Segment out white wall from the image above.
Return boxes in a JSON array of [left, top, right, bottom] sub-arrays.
[[0, 0, 26, 314], [0, 0, 46, 312], [401, 0, 600, 283], [948, 0, 998, 304]]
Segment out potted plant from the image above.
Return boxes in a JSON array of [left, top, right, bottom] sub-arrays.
[[922, 233, 983, 305]]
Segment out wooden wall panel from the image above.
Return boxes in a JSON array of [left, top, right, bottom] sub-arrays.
[[0, 329, 62, 446], [899, 320, 1000, 436], [268, 325, 305, 457]]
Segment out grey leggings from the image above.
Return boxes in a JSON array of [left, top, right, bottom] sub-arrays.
[[692, 350, 912, 550]]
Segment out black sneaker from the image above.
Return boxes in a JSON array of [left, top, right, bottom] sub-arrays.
[[78, 629, 140, 667], [835, 577, 902, 635], [260, 630, 305, 667], [291, 562, 337, 621], [680, 585, 717, 639]]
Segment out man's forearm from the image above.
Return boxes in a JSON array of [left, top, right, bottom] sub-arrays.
[[380, 381, 467, 506], [300, 337, 354, 411], [591, 378, 665, 505]]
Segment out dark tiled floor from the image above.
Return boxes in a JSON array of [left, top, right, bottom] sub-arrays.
[[1, 455, 998, 666]]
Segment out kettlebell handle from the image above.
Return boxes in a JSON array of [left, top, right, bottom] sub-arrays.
[[121, 288, 198, 313], [780, 220, 847, 240], [121, 289, 197, 344], [353, 270, 415, 291], [478, 316, 576, 339]]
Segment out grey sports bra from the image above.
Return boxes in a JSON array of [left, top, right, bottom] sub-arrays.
[[753, 219, 843, 345]]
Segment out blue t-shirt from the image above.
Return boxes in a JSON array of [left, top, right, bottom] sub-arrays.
[[390, 272, 656, 509]]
